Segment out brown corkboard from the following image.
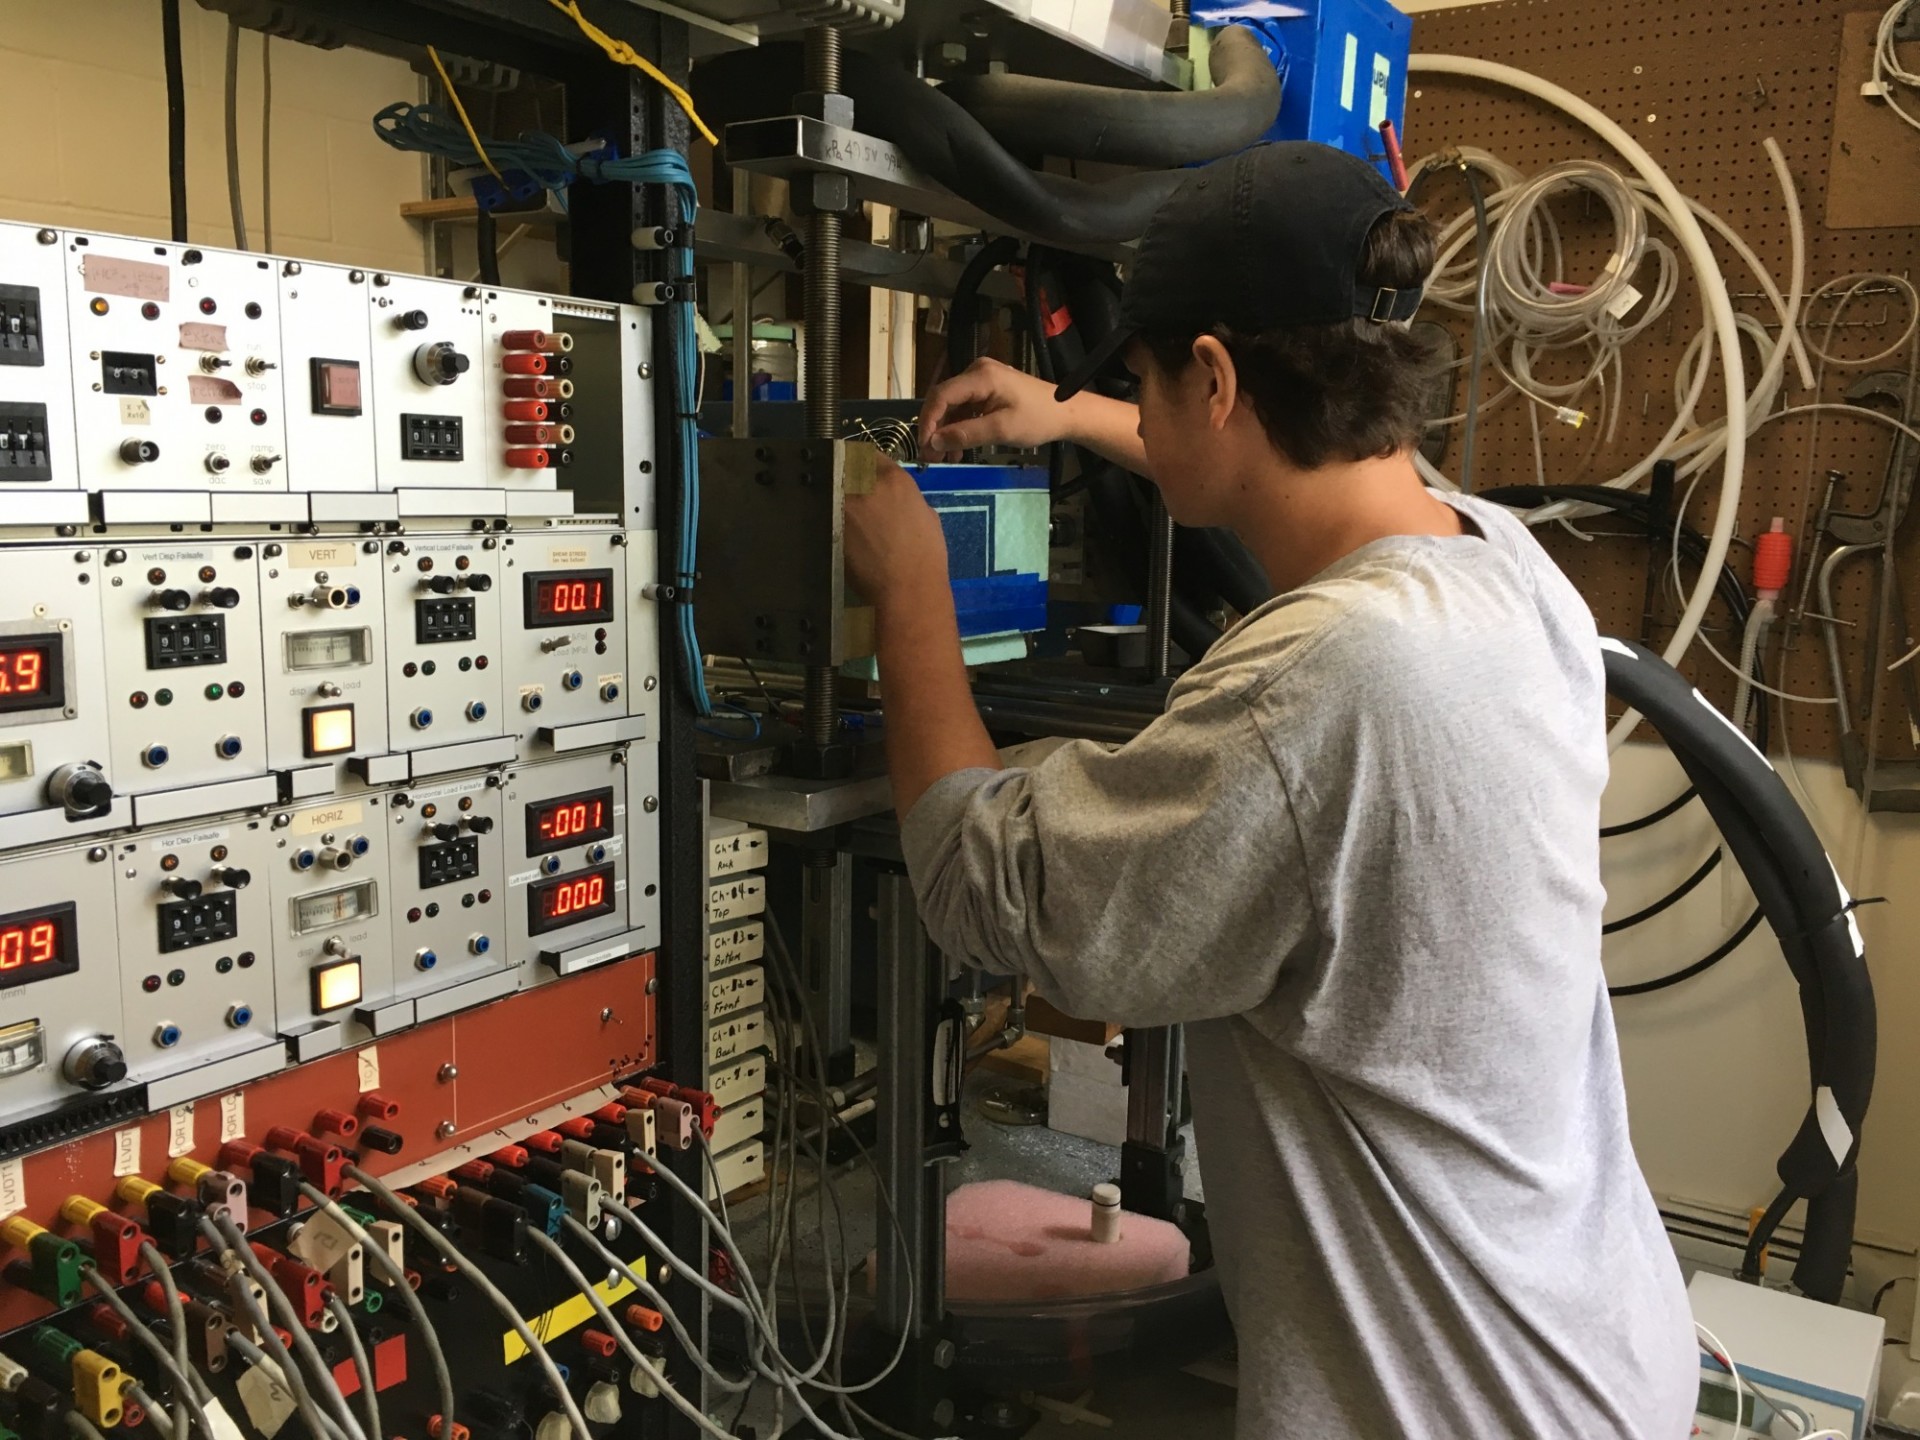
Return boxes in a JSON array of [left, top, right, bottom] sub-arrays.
[[1403, 0, 1920, 766]]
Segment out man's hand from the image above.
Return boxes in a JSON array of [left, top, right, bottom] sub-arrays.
[[845, 460, 950, 609], [919, 357, 1074, 462]]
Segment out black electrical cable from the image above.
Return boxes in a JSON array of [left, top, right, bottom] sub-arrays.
[[1600, 787, 1699, 838], [1607, 908, 1765, 997], [161, 0, 189, 242], [1601, 848, 1722, 935], [475, 205, 503, 287], [946, 234, 1020, 381]]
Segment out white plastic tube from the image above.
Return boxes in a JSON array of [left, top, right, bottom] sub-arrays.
[[1410, 55, 1749, 750]]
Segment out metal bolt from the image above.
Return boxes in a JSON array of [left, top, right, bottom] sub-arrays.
[[283, 261, 303, 277], [87, 847, 108, 863], [349, 270, 365, 283], [372, 273, 390, 287], [932, 1340, 956, 1369], [643, 676, 657, 692], [436, 1120, 457, 1140], [642, 796, 658, 813], [637, 363, 653, 380], [36, 228, 55, 245], [601, 1008, 615, 1022], [438, 1063, 459, 1083], [645, 978, 659, 995], [933, 1400, 956, 1429]]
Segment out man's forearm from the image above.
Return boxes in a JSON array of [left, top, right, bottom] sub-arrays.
[[874, 576, 1001, 820], [1064, 392, 1151, 478]]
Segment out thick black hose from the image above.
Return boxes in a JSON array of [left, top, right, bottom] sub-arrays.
[[693, 46, 1189, 245], [1603, 637, 1873, 1303], [940, 25, 1280, 168], [162, 0, 188, 242]]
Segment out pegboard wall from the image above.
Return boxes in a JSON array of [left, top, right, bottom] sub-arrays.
[[1404, 0, 1920, 767]]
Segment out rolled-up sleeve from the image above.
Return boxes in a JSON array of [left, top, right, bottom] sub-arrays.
[[898, 683, 1314, 1027]]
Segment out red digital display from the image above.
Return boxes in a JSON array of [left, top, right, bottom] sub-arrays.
[[525, 569, 615, 627], [527, 863, 617, 935], [0, 634, 63, 715], [525, 786, 616, 855], [0, 902, 79, 991]]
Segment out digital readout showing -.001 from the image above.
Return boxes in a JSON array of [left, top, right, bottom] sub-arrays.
[[524, 569, 615, 627], [0, 902, 79, 991], [526, 863, 616, 935], [525, 786, 615, 855], [0, 635, 63, 715]]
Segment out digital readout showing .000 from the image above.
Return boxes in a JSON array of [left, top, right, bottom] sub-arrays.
[[526, 863, 616, 935]]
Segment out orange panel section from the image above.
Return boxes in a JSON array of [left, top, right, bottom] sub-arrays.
[[0, 954, 654, 1332]]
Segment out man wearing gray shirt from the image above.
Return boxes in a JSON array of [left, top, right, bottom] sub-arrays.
[[842, 142, 1697, 1438]]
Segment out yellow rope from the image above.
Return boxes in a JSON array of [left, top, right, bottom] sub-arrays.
[[544, 0, 719, 148], [425, 44, 504, 182]]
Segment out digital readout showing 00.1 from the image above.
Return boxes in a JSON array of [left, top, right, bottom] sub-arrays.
[[0, 901, 79, 991], [0, 635, 63, 715], [525, 786, 615, 856], [524, 569, 615, 627], [527, 863, 616, 935]]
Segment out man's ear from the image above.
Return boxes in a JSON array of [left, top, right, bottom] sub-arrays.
[[1191, 334, 1238, 432]]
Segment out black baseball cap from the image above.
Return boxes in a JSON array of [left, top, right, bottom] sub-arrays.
[[1053, 141, 1420, 402]]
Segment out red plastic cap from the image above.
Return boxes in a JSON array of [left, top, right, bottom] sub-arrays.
[[313, 1108, 360, 1138], [357, 1092, 402, 1122], [579, 1328, 618, 1359], [488, 1145, 529, 1170], [501, 352, 549, 376], [1754, 523, 1793, 598], [623, 1303, 664, 1333], [502, 400, 550, 422], [503, 448, 551, 470]]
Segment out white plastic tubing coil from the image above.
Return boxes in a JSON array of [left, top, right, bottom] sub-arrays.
[[1408, 55, 1750, 751]]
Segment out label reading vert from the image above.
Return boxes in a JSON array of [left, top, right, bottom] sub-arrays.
[[288, 541, 360, 570], [293, 802, 363, 835]]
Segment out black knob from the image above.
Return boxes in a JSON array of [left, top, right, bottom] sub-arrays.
[[431, 822, 460, 842], [425, 575, 458, 595], [47, 763, 112, 814], [155, 589, 192, 612], [206, 587, 241, 609], [161, 877, 203, 900], [463, 573, 493, 593], [215, 867, 251, 890], [397, 309, 430, 331], [436, 349, 470, 381], [65, 1038, 127, 1091], [119, 438, 160, 465], [465, 815, 495, 835]]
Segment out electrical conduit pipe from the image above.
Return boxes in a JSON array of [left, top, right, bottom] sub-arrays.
[[1410, 56, 1748, 752]]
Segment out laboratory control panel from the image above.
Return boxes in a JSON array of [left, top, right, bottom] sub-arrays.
[[0, 218, 666, 1152]]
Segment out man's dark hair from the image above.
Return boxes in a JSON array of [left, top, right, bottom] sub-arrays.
[[1141, 209, 1440, 470]]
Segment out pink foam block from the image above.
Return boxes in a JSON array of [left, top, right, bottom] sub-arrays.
[[937, 1179, 1191, 1303]]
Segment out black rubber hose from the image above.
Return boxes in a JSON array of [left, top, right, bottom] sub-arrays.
[[946, 235, 1021, 380], [939, 25, 1280, 168], [693, 46, 1189, 245], [1603, 637, 1874, 1303]]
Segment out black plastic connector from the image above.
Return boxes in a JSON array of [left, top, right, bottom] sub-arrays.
[[244, 1152, 304, 1217], [141, 1192, 201, 1258], [358, 1125, 404, 1156], [450, 1187, 526, 1263]]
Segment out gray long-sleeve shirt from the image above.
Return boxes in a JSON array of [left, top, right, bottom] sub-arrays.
[[901, 492, 1697, 1438]]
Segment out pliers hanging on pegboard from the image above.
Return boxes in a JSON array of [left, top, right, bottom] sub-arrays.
[[1810, 369, 1920, 810]]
